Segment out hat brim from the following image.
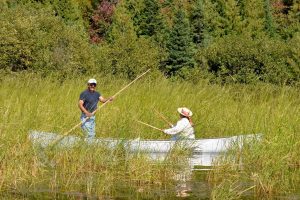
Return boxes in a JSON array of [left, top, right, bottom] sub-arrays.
[[177, 107, 193, 117]]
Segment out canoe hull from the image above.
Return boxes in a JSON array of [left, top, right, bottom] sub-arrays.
[[28, 131, 260, 153]]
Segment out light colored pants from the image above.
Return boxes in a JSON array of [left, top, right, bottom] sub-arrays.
[[80, 113, 95, 138]]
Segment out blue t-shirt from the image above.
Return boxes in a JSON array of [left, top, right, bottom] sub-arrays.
[[79, 90, 101, 113]]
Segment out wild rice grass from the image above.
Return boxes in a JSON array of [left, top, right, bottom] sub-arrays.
[[0, 72, 299, 198]]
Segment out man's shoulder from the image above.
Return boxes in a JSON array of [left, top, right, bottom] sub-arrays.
[[80, 90, 100, 97], [80, 90, 88, 96]]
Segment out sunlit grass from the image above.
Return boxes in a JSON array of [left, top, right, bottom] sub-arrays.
[[207, 85, 300, 198], [0, 72, 299, 198]]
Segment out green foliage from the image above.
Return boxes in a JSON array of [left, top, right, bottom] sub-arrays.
[[4, 0, 86, 26], [127, 0, 168, 48], [190, 0, 205, 47], [134, 0, 162, 37], [201, 0, 223, 44], [263, 0, 276, 36], [209, 84, 300, 198], [202, 0, 267, 40], [165, 9, 195, 77], [50, 0, 83, 25], [273, 0, 300, 40], [286, 33, 300, 84], [202, 0, 270, 40], [96, 1, 161, 79], [214, 0, 244, 35], [0, 0, 8, 7], [0, 4, 95, 74], [197, 34, 300, 85], [241, 0, 265, 37], [0, 0, 299, 85]]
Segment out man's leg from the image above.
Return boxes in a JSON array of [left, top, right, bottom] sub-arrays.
[[81, 114, 96, 138], [89, 116, 96, 138]]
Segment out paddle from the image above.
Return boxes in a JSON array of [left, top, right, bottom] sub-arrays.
[[49, 69, 151, 148], [153, 108, 173, 127], [136, 120, 163, 132], [136, 119, 201, 134]]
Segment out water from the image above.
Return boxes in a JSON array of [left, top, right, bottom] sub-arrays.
[[0, 152, 222, 199], [2, 149, 300, 199], [2, 171, 300, 199]]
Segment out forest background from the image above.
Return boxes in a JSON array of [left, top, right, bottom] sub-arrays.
[[0, 0, 299, 85]]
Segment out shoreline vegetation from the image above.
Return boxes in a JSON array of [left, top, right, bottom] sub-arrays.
[[1, 73, 299, 199], [1, 0, 299, 86]]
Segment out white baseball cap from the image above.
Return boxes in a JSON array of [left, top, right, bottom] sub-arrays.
[[87, 78, 97, 84], [177, 107, 193, 117]]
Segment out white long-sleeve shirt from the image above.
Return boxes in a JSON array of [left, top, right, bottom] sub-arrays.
[[163, 118, 195, 140]]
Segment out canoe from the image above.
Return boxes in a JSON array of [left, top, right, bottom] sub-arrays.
[[28, 131, 261, 153]]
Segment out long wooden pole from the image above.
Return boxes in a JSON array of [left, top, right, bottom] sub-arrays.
[[49, 69, 151, 148], [92, 69, 151, 115], [136, 120, 163, 132], [154, 108, 173, 127]]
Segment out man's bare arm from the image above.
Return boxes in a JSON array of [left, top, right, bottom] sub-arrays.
[[99, 96, 113, 103], [79, 100, 92, 117]]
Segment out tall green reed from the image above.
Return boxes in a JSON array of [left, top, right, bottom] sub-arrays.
[[1, 72, 299, 198], [208, 84, 300, 199]]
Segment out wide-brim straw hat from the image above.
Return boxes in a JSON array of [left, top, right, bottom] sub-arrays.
[[177, 107, 193, 117]]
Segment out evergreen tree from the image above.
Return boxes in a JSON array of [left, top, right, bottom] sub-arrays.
[[285, 0, 300, 38], [130, 0, 168, 48], [107, 2, 137, 43], [165, 9, 195, 76], [190, 0, 205, 47], [202, 0, 223, 42], [213, 0, 243, 36], [264, 0, 275, 36], [272, 0, 300, 39], [225, 0, 244, 34], [242, 0, 265, 38], [105, 1, 160, 79], [136, 0, 162, 37]]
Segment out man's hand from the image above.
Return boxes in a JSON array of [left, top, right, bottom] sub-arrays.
[[100, 96, 114, 103], [108, 96, 114, 102], [85, 112, 93, 117]]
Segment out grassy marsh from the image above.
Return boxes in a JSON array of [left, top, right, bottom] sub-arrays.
[[0, 73, 299, 199]]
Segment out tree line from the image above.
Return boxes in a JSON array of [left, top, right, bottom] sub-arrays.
[[0, 0, 299, 85]]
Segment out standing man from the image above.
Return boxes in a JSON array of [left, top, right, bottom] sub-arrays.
[[79, 78, 113, 139], [163, 107, 195, 140]]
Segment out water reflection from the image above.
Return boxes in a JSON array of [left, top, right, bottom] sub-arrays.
[[148, 152, 221, 167], [144, 151, 221, 198]]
